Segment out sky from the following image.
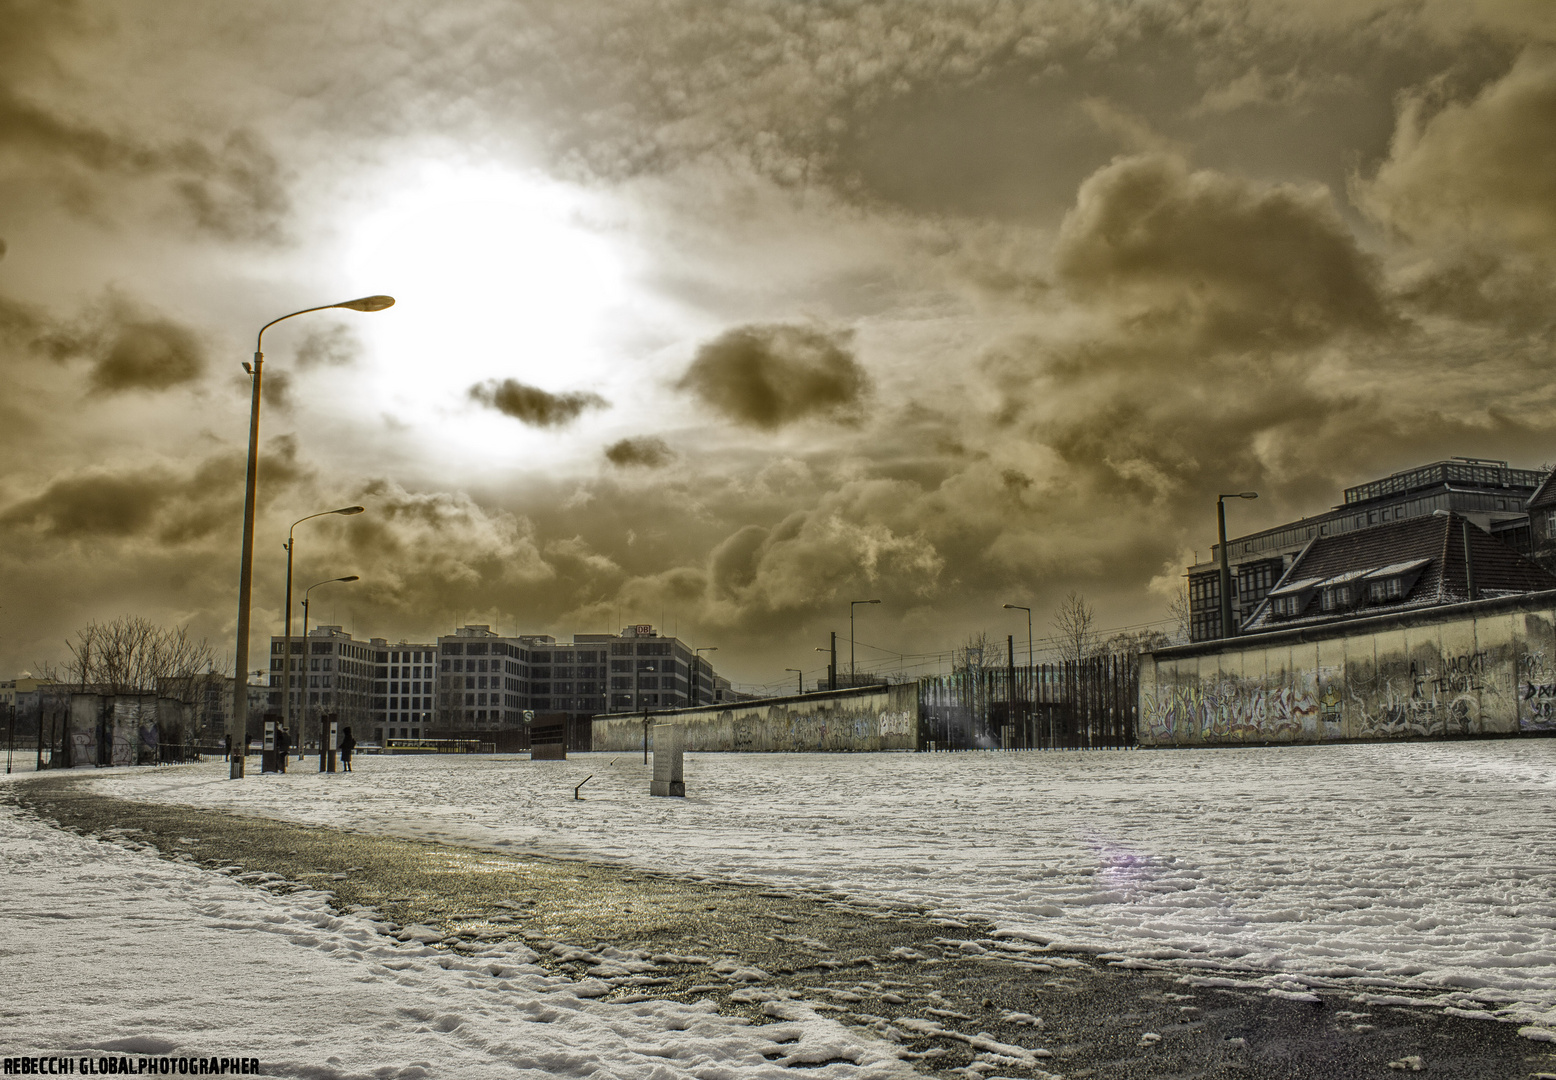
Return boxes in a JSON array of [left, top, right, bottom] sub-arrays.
[[2, 0, 1554, 689]]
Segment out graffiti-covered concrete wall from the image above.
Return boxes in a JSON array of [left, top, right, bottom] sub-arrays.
[[591, 684, 919, 753], [64, 693, 191, 766], [1141, 591, 1556, 745]]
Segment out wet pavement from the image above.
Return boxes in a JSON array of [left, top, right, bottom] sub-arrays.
[[9, 771, 1554, 1079]]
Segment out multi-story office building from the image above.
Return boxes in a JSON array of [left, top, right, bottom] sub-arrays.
[[435, 622, 732, 727], [1188, 458, 1548, 641], [267, 625, 376, 743], [268, 622, 735, 744], [368, 639, 438, 744]]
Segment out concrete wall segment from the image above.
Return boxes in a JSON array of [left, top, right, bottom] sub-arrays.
[[1144, 592, 1556, 746], [591, 684, 920, 753]]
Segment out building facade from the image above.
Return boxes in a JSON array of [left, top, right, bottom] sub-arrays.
[[434, 623, 733, 729], [267, 625, 376, 744], [1189, 458, 1547, 641]]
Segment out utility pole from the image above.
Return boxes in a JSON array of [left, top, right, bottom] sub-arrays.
[[829, 632, 837, 691]]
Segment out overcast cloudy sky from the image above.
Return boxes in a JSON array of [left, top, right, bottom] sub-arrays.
[[2, 1, 1553, 688]]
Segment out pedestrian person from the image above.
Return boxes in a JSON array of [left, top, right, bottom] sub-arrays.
[[339, 725, 356, 772], [275, 725, 290, 773]]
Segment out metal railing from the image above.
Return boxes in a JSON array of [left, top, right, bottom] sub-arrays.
[[918, 656, 1138, 751]]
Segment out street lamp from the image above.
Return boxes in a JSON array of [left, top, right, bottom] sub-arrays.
[[785, 668, 803, 694], [229, 295, 393, 779], [850, 599, 880, 687], [694, 647, 718, 706], [1217, 492, 1258, 639], [1002, 604, 1033, 670], [300, 575, 359, 753], [283, 506, 365, 758]]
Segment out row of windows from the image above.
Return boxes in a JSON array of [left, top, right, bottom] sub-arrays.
[[1271, 575, 1411, 618]]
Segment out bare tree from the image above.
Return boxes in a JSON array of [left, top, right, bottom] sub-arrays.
[[61, 616, 217, 699], [1099, 627, 1174, 657], [1166, 585, 1191, 643], [1051, 591, 1096, 664], [954, 631, 995, 675]]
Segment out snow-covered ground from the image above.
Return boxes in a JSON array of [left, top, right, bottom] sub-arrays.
[[0, 777, 911, 1078], [85, 741, 1556, 1034]]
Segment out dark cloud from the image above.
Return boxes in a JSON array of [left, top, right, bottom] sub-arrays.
[[0, 471, 167, 539], [1055, 152, 1396, 349], [677, 324, 869, 430], [469, 379, 609, 427], [8, 292, 208, 393], [0, 436, 306, 545], [89, 316, 205, 392], [604, 436, 674, 469], [1358, 47, 1556, 253], [264, 370, 293, 412], [1356, 47, 1556, 328], [294, 323, 361, 369]]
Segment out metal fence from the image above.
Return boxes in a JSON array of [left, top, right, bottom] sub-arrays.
[[917, 656, 1138, 751]]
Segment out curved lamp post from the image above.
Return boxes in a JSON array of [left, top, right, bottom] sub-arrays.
[[1002, 604, 1033, 669], [1217, 492, 1258, 639], [282, 506, 365, 757], [300, 575, 359, 754], [229, 295, 393, 779], [850, 599, 880, 687]]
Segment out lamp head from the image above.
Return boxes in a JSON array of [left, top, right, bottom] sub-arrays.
[[1238, 492, 1259, 499], [334, 506, 366, 516], [337, 575, 360, 583], [334, 295, 395, 312]]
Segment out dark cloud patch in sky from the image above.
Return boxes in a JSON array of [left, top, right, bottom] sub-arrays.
[[1356, 47, 1556, 330], [1055, 153, 1395, 349], [604, 436, 674, 469], [89, 316, 205, 392], [469, 379, 609, 427], [678, 324, 869, 430], [17, 293, 207, 393], [294, 323, 361, 369], [0, 471, 167, 539]]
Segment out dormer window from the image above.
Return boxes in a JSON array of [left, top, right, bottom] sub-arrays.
[[1272, 595, 1302, 617], [1321, 585, 1352, 611], [1368, 576, 1405, 602]]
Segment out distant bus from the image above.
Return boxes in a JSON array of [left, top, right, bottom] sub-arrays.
[[382, 738, 495, 755]]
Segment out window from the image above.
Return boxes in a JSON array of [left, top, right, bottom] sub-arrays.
[[1321, 586, 1352, 612], [1368, 577, 1405, 602]]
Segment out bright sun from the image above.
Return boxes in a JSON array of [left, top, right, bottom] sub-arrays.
[[335, 161, 644, 473]]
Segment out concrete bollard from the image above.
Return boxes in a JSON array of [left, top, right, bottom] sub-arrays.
[[650, 722, 685, 797]]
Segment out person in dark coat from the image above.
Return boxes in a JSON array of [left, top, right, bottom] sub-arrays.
[[274, 725, 290, 773], [339, 726, 356, 772]]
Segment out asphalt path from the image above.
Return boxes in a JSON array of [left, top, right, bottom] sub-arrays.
[[9, 771, 1553, 1079]]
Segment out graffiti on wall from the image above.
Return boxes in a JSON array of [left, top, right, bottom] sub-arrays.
[[1144, 678, 1319, 743], [1519, 649, 1556, 732], [1352, 649, 1489, 738]]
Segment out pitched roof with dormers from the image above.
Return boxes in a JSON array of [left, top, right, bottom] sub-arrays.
[[1241, 511, 1556, 632]]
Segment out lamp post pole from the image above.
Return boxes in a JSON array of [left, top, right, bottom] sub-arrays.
[[283, 507, 365, 759], [1217, 492, 1258, 639], [785, 668, 803, 694], [1002, 604, 1032, 669], [694, 647, 717, 706], [228, 295, 393, 779], [849, 599, 880, 687], [300, 575, 359, 758]]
